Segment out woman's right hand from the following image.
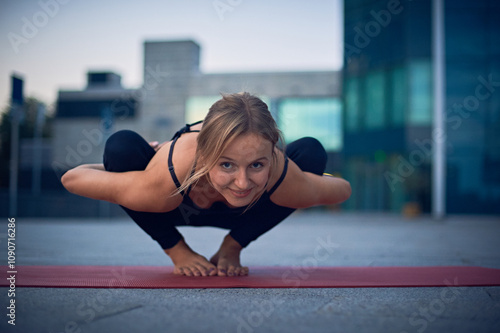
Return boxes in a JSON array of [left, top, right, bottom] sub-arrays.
[[164, 239, 218, 277]]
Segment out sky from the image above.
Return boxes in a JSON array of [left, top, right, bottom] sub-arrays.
[[0, 0, 344, 111]]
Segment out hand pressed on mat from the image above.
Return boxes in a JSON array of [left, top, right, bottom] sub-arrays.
[[210, 234, 249, 277], [164, 235, 248, 277], [164, 239, 217, 277]]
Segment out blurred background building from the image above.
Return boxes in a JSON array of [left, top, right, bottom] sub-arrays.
[[342, 0, 500, 215], [2, 40, 342, 217], [2, 0, 499, 217], [53, 39, 341, 172]]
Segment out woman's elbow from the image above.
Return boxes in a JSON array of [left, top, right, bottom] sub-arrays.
[[61, 168, 82, 194], [331, 179, 351, 204], [341, 180, 352, 202], [61, 169, 74, 192]]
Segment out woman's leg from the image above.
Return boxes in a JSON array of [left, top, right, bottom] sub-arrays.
[[103, 130, 183, 249], [285, 137, 327, 176]]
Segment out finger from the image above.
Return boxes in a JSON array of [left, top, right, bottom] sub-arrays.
[[190, 266, 202, 277], [182, 267, 193, 277], [217, 266, 227, 276], [227, 266, 236, 277], [196, 260, 216, 277], [194, 263, 209, 277]]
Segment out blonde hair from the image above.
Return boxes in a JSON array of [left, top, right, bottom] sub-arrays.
[[178, 92, 284, 206]]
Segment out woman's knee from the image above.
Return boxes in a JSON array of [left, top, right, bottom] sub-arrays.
[[103, 130, 155, 172], [286, 137, 327, 175]]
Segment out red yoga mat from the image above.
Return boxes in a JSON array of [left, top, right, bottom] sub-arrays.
[[2, 266, 500, 289]]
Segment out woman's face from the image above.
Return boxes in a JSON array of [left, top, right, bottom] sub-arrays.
[[208, 133, 273, 207]]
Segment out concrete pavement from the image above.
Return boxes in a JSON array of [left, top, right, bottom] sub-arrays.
[[1, 212, 499, 332]]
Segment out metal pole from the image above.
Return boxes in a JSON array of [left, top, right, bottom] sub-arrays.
[[32, 104, 45, 196], [432, 0, 446, 219], [9, 104, 19, 217]]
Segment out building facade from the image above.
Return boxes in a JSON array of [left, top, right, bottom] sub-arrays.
[[53, 40, 342, 174], [47, 40, 343, 217], [342, 0, 500, 214]]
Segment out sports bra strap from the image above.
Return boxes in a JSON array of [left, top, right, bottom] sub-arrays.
[[170, 120, 202, 141], [168, 136, 183, 194], [169, 121, 289, 199], [168, 121, 203, 196], [268, 157, 289, 196]]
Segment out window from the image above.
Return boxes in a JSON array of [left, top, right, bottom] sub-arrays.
[[185, 96, 221, 124], [345, 77, 360, 132], [390, 66, 407, 126], [365, 71, 386, 129], [186, 95, 272, 124], [278, 98, 343, 151], [408, 60, 432, 125]]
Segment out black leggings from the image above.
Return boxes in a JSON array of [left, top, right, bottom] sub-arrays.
[[103, 130, 327, 249]]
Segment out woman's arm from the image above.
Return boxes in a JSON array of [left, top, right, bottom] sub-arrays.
[[61, 161, 181, 213], [271, 159, 351, 209]]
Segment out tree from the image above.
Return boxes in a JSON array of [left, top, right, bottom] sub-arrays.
[[0, 97, 53, 187]]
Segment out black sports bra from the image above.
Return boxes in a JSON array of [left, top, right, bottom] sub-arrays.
[[167, 121, 288, 199]]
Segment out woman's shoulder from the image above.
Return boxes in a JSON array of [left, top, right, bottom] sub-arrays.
[[266, 149, 288, 195], [268, 153, 312, 208]]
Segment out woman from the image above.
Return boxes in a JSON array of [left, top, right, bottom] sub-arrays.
[[62, 92, 351, 277]]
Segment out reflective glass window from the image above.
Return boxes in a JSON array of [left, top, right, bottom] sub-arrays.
[[408, 61, 432, 125], [390, 66, 407, 126], [186, 95, 272, 124], [345, 77, 360, 132], [278, 98, 343, 151], [365, 71, 385, 129], [185, 96, 221, 123]]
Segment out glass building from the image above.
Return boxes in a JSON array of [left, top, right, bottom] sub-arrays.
[[343, 0, 500, 214]]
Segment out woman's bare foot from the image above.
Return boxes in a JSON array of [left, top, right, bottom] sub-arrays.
[[164, 239, 217, 277], [210, 234, 249, 277]]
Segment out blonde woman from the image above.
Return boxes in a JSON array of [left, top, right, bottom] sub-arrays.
[[62, 92, 351, 277]]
